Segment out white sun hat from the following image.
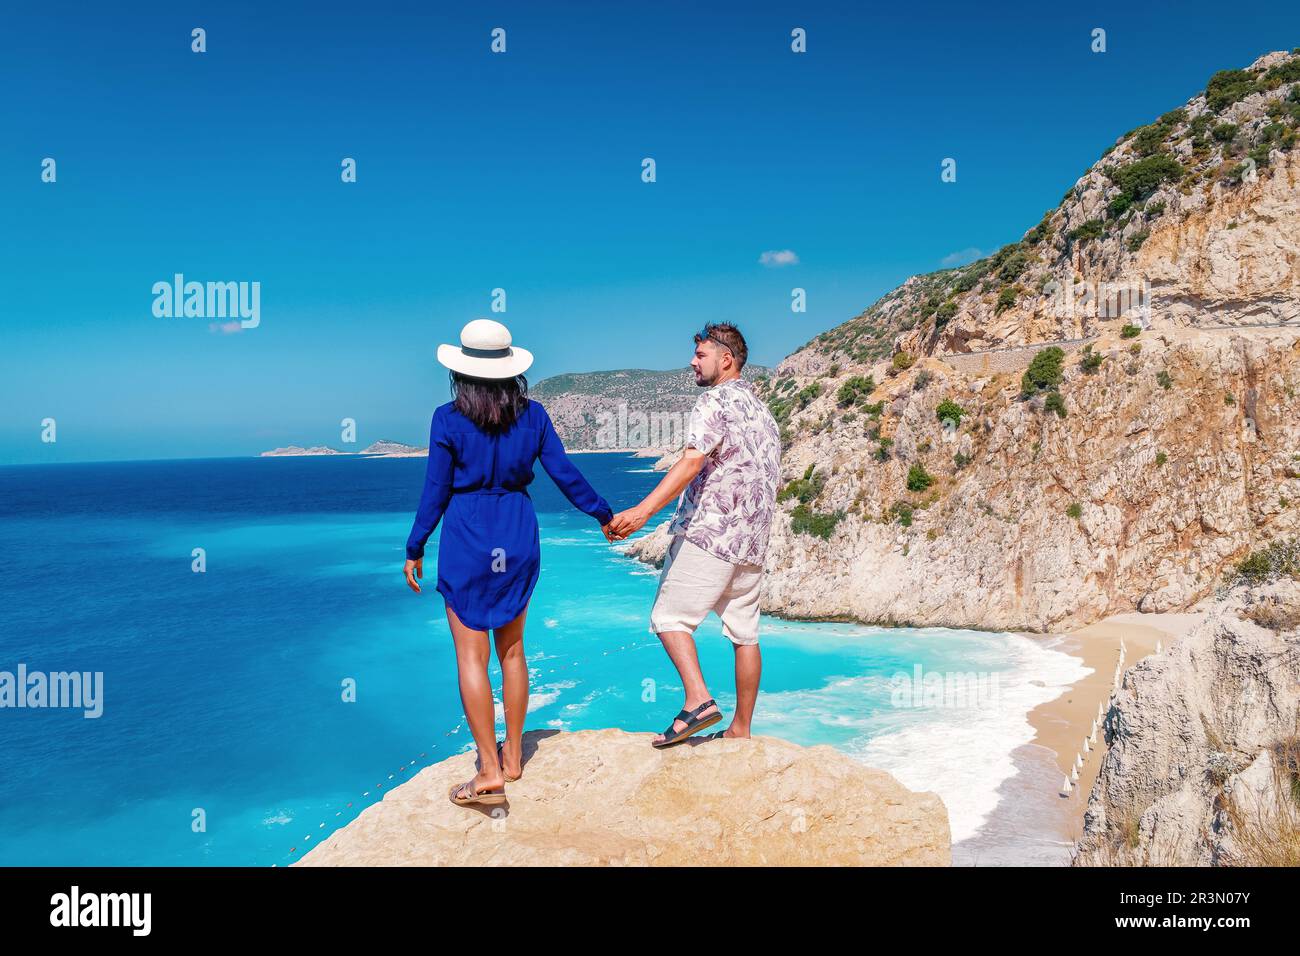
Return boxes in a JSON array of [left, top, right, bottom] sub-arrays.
[[436, 318, 534, 379]]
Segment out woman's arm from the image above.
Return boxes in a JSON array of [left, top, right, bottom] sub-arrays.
[[404, 411, 454, 591], [536, 405, 614, 529]]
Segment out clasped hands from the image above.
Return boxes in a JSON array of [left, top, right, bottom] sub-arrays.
[[602, 504, 651, 543]]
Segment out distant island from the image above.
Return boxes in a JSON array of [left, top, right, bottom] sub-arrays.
[[358, 440, 426, 458], [259, 440, 427, 458], [260, 445, 348, 457], [258, 367, 771, 459]]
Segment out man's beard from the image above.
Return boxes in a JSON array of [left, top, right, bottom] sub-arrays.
[[695, 367, 718, 387]]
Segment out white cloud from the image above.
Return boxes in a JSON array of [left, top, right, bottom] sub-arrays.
[[759, 249, 799, 267], [940, 247, 984, 268]]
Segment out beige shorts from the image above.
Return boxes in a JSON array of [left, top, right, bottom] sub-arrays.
[[648, 535, 763, 646]]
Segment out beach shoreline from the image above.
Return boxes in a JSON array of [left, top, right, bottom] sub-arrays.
[[956, 609, 1205, 864]]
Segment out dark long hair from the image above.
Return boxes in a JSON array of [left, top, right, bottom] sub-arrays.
[[450, 371, 529, 433]]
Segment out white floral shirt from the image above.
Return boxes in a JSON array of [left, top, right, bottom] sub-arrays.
[[668, 377, 781, 567]]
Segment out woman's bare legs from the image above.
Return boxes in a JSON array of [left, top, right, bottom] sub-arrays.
[[446, 604, 504, 794], [493, 604, 529, 780]]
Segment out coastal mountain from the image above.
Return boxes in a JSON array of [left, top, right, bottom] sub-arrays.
[[531, 365, 769, 451], [629, 49, 1300, 634]]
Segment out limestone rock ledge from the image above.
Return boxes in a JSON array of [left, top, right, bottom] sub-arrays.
[[296, 728, 950, 866], [1074, 579, 1300, 865]]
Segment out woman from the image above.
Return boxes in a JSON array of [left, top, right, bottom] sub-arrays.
[[403, 318, 614, 807]]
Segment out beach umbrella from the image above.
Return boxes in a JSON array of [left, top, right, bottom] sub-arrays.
[[1156, 640, 1162, 654], [1060, 777, 1072, 796], [1071, 766, 1079, 782], [1083, 736, 1091, 753]]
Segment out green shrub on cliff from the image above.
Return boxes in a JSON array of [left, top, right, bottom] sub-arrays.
[[777, 464, 826, 505], [1021, 346, 1065, 397], [906, 463, 935, 492], [789, 505, 843, 540], [935, 399, 965, 426], [1205, 68, 1259, 111], [1230, 538, 1300, 586], [836, 375, 876, 408], [795, 382, 822, 410], [995, 285, 1021, 314], [1068, 219, 1105, 244], [1106, 155, 1182, 216]]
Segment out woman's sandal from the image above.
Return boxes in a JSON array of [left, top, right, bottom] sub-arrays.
[[449, 778, 507, 807], [651, 698, 723, 749], [497, 741, 521, 782]]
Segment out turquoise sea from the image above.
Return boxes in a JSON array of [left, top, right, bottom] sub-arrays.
[[0, 453, 1087, 865]]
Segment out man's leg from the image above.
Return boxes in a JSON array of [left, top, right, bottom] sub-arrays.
[[717, 562, 763, 738], [725, 643, 761, 737], [653, 630, 719, 743], [648, 538, 726, 743]]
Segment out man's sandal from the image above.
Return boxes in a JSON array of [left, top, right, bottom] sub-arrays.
[[651, 698, 723, 749], [449, 778, 507, 807]]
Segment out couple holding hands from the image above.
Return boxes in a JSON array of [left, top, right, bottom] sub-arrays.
[[402, 319, 781, 806]]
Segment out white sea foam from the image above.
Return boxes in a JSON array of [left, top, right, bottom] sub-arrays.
[[562, 685, 615, 716], [753, 629, 1088, 844], [847, 633, 1088, 843], [524, 680, 578, 714]]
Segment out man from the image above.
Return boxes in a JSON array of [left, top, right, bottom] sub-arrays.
[[608, 322, 781, 747]]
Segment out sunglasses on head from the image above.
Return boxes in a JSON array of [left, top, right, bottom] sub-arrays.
[[695, 328, 735, 359]]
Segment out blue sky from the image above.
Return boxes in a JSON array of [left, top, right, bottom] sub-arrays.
[[2, 1, 1297, 463]]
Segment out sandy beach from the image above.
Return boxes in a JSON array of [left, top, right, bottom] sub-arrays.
[[952, 609, 1205, 866]]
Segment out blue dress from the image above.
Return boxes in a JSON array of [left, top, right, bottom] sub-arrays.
[[405, 399, 613, 631]]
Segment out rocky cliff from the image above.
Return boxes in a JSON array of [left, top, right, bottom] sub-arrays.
[[1073, 574, 1300, 865], [294, 728, 950, 866], [628, 50, 1300, 633]]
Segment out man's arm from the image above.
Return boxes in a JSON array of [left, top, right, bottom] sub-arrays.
[[607, 448, 707, 539]]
